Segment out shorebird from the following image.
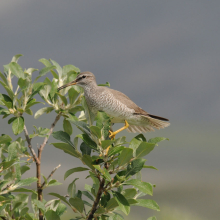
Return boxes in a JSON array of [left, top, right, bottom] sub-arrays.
[[58, 72, 170, 138]]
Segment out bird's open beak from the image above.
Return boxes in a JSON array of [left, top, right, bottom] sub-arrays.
[[57, 80, 77, 91]]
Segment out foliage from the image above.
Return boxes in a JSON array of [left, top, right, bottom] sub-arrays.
[[0, 55, 168, 220]]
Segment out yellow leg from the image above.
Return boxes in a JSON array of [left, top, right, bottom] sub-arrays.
[[109, 120, 129, 139], [103, 120, 129, 156]]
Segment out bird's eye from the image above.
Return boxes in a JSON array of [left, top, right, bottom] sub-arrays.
[[82, 75, 86, 79]]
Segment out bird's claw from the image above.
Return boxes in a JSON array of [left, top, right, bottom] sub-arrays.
[[109, 130, 115, 139]]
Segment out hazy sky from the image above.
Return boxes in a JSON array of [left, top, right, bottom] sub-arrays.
[[1, 1, 220, 124], [1, 1, 220, 219]]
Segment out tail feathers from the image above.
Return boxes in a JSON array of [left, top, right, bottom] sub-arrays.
[[126, 115, 170, 133], [146, 114, 169, 121]]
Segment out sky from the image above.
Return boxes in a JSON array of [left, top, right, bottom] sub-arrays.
[[0, 1, 220, 219]]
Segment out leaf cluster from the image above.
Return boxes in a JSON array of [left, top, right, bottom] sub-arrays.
[[0, 55, 168, 220]]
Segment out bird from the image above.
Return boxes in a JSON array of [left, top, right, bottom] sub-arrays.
[[58, 71, 170, 138]]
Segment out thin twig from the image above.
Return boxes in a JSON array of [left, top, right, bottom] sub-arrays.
[[23, 125, 40, 165], [41, 164, 61, 188], [39, 113, 61, 155]]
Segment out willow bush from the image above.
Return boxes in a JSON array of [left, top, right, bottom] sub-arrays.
[[0, 55, 168, 220]]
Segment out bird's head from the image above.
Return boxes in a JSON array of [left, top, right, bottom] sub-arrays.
[[58, 71, 96, 91]]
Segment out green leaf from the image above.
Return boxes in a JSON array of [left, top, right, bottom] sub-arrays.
[[33, 199, 46, 213], [50, 59, 63, 78], [81, 96, 94, 126], [93, 165, 112, 182], [47, 179, 62, 187], [49, 193, 71, 207], [63, 64, 80, 76], [82, 191, 94, 201], [8, 117, 17, 124], [63, 119, 72, 135], [39, 58, 52, 67], [143, 165, 158, 170], [90, 126, 102, 139], [12, 177, 38, 189], [148, 137, 169, 145], [39, 65, 56, 76], [51, 143, 81, 158], [20, 165, 30, 175], [51, 69, 59, 79], [12, 188, 36, 194], [56, 203, 67, 217], [68, 178, 79, 198], [18, 78, 29, 90], [8, 62, 24, 79], [25, 108, 33, 115], [98, 82, 110, 87], [147, 217, 157, 220], [57, 93, 68, 105], [69, 106, 84, 114], [68, 118, 91, 136], [136, 142, 155, 158], [123, 179, 153, 196], [0, 81, 14, 99], [126, 158, 146, 177], [52, 131, 75, 149], [25, 68, 38, 75], [96, 111, 111, 139], [112, 191, 130, 215], [0, 134, 12, 144], [131, 199, 160, 211], [118, 148, 133, 167], [64, 167, 89, 180], [108, 146, 124, 157], [101, 140, 114, 150], [129, 134, 146, 155], [11, 54, 23, 63], [109, 214, 124, 220], [68, 87, 80, 104], [121, 188, 137, 199], [80, 142, 91, 156], [34, 107, 54, 119], [77, 133, 97, 151], [69, 197, 84, 213], [82, 155, 95, 170], [0, 159, 17, 170], [20, 207, 29, 216], [0, 71, 7, 84], [26, 99, 43, 109], [45, 210, 60, 220], [106, 198, 118, 210], [12, 117, 24, 135]]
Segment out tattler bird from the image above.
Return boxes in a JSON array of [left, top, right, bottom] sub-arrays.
[[58, 72, 170, 138]]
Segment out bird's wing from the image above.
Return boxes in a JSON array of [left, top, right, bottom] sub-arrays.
[[108, 88, 169, 122], [108, 88, 148, 114]]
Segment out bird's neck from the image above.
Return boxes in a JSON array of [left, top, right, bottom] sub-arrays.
[[83, 81, 98, 95]]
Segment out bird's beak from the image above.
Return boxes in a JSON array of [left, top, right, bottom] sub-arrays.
[[57, 80, 77, 91]]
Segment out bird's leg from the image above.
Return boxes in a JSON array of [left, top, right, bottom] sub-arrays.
[[105, 121, 129, 156], [109, 120, 129, 139]]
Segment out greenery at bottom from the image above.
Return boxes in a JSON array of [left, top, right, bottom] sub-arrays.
[[0, 55, 168, 220]]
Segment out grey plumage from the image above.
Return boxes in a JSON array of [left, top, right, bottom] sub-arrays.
[[58, 71, 170, 133]]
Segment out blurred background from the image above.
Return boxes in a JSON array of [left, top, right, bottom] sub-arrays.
[[0, 1, 219, 219]]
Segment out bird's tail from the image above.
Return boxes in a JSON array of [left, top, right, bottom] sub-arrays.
[[126, 114, 170, 133]]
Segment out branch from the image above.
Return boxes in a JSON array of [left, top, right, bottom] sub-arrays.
[[41, 164, 61, 188], [86, 177, 105, 220], [23, 125, 40, 165], [39, 113, 61, 154]]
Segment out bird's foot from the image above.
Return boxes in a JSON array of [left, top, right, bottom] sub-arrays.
[[109, 120, 129, 139], [109, 130, 116, 139]]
